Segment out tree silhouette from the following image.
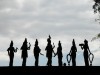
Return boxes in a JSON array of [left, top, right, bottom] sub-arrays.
[[92, 0, 100, 40], [93, 0, 100, 25], [93, 0, 100, 14]]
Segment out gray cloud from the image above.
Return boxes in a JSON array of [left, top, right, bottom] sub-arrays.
[[0, 0, 18, 9]]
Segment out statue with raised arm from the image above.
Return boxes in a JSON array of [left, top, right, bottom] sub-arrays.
[[7, 41, 18, 67], [20, 38, 31, 66], [45, 35, 55, 66]]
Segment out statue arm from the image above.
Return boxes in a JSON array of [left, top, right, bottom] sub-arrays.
[[28, 43, 31, 50], [13, 47, 17, 52], [45, 46, 47, 51], [7, 48, 10, 56], [20, 46, 23, 50], [76, 47, 77, 52], [69, 47, 72, 55], [81, 46, 84, 50], [54, 48, 58, 57], [88, 46, 91, 53]]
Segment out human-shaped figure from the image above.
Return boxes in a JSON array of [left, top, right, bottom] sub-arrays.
[[7, 41, 17, 67], [45, 35, 55, 66], [69, 39, 77, 66], [55, 41, 63, 66], [79, 39, 90, 66], [34, 39, 41, 66], [20, 38, 31, 66]]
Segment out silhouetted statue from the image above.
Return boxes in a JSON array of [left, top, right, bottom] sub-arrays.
[[7, 41, 18, 67], [54, 41, 63, 66], [20, 38, 31, 66], [69, 39, 77, 66], [34, 39, 44, 66], [79, 39, 94, 66], [45, 35, 55, 66]]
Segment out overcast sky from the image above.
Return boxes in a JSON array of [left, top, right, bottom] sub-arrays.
[[0, 0, 100, 66]]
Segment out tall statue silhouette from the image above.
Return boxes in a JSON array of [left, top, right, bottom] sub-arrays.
[[20, 38, 31, 66], [69, 39, 77, 66], [54, 41, 63, 66], [7, 41, 18, 67], [34, 39, 43, 66], [45, 35, 55, 66], [79, 39, 91, 66]]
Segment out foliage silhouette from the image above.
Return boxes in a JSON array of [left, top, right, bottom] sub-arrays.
[[93, 0, 100, 14]]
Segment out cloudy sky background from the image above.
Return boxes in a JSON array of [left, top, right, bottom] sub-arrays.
[[0, 0, 100, 66]]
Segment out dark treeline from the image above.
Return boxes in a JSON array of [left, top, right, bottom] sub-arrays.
[[7, 35, 94, 67]]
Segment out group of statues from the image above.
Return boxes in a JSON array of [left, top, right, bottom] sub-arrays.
[[67, 39, 94, 66], [7, 35, 94, 67]]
